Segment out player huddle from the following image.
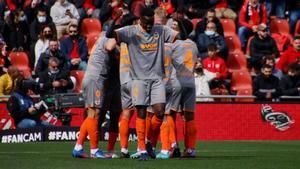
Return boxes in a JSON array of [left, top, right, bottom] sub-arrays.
[[72, 7, 198, 160]]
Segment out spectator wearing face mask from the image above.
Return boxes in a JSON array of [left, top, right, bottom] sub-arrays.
[[30, 6, 56, 44], [196, 21, 228, 60], [60, 24, 88, 71], [194, 58, 215, 102], [249, 23, 279, 71], [38, 57, 74, 96], [253, 64, 281, 101], [195, 8, 224, 37], [35, 38, 69, 75], [280, 63, 300, 98], [34, 26, 55, 68]]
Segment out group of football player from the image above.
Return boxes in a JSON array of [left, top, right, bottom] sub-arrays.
[[72, 6, 197, 160]]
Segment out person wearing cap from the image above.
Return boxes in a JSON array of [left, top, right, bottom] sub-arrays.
[[249, 23, 279, 71]]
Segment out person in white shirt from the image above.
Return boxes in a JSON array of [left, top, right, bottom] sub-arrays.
[[50, 0, 79, 39], [194, 58, 216, 102]]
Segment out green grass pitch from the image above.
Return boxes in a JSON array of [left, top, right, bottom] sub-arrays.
[[0, 141, 300, 169]]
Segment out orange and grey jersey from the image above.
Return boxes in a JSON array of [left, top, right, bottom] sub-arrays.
[[163, 43, 173, 83], [171, 39, 198, 88], [115, 25, 178, 80], [119, 43, 132, 85]]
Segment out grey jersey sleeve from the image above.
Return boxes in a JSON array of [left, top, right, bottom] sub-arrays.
[[115, 26, 133, 44], [163, 26, 179, 43]]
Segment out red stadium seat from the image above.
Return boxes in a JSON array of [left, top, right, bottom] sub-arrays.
[[225, 34, 242, 52], [70, 70, 85, 93], [9, 52, 30, 68], [226, 50, 248, 73], [270, 18, 290, 36], [230, 70, 252, 92], [220, 19, 236, 36], [9, 52, 32, 78], [246, 36, 254, 56], [131, 0, 144, 17], [80, 18, 102, 37], [86, 34, 100, 55], [191, 18, 202, 30], [235, 88, 254, 102], [295, 20, 300, 36]]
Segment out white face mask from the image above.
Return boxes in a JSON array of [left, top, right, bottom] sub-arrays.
[[19, 15, 27, 22], [205, 30, 215, 36], [50, 69, 59, 74], [37, 16, 46, 23]]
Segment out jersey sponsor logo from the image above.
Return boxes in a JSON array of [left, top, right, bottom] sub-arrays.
[[140, 43, 158, 51], [261, 104, 294, 131]]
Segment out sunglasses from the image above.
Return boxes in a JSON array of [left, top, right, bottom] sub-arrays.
[[69, 30, 77, 33]]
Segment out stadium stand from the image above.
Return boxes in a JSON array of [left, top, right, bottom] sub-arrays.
[[225, 34, 242, 52], [226, 50, 248, 73], [70, 70, 85, 93], [220, 19, 236, 36], [80, 18, 102, 38], [230, 70, 253, 92]]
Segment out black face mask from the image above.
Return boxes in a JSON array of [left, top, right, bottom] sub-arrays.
[[194, 67, 203, 74], [45, 34, 52, 39], [70, 34, 78, 39]]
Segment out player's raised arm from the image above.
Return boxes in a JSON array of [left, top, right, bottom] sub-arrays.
[[106, 9, 123, 39]]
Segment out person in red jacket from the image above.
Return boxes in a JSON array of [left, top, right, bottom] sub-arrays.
[[276, 36, 300, 73], [238, 0, 267, 51], [203, 43, 228, 80]]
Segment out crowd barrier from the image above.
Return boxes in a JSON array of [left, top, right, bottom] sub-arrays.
[[0, 95, 300, 143]]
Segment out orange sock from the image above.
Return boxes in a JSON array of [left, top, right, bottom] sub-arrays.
[[107, 132, 118, 151], [160, 119, 170, 151], [76, 119, 88, 145], [150, 115, 163, 147], [136, 118, 146, 151], [119, 118, 129, 149], [185, 120, 197, 149], [167, 116, 177, 146], [146, 115, 152, 142], [85, 118, 99, 149]]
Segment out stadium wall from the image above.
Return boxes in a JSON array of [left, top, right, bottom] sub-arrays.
[[1, 103, 300, 142]]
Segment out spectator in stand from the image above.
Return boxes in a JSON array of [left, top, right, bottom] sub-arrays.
[[0, 39, 11, 75], [213, 0, 237, 20], [288, 0, 300, 35], [263, 0, 286, 19], [154, 7, 167, 25], [261, 55, 283, 80], [0, 66, 20, 98], [60, 24, 88, 71], [24, 0, 46, 24], [195, 8, 224, 37], [7, 76, 51, 128], [144, 0, 158, 10], [280, 63, 300, 97], [35, 38, 69, 75], [276, 36, 300, 73], [253, 64, 281, 101], [249, 23, 279, 71], [194, 58, 215, 102], [238, 0, 267, 51], [203, 43, 228, 81], [3, 9, 29, 51], [38, 57, 74, 96], [99, 0, 130, 26], [74, 0, 102, 20], [5, 0, 26, 11], [30, 6, 56, 44], [34, 25, 55, 68], [196, 22, 227, 59], [50, 0, 79, 39], [185, 0, 213, 19], [166, 7, 187, 27]]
